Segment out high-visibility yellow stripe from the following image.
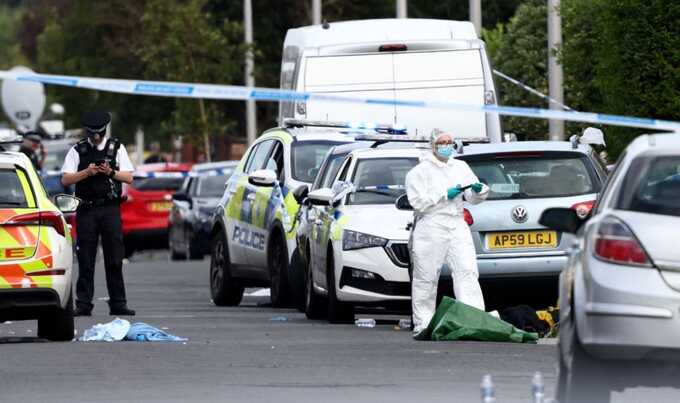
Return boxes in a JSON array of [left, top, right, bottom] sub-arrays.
[[0, 276, 10, 288], [15, 169, 36, 208]]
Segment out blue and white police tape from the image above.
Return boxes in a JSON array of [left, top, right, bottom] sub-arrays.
[[133, 168, 233, 178], [1, 70, 679, 132]]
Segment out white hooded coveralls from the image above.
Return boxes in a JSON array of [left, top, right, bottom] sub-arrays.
[[405, 153, 489, 334]]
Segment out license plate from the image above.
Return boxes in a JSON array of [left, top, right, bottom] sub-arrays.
[[149, 202, 172, 212], [486, 230, 558, 250]]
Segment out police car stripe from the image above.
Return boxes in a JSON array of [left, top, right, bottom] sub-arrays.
[[1, 70, 678, 132]]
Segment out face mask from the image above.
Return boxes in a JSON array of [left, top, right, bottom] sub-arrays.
[[435, 144, 454, 159]]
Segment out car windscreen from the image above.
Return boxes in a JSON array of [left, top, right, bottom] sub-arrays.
[[459, 152, 599, 200], [42, 147, 71, 171], [132, 176, 185, 191], [0, 169, 29, 207], [617, 155, 680, 217], [347, 157, 419, 205], [196, 175, 229, 197], [291, 141, 348, 183]]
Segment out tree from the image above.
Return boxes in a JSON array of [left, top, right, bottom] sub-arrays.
[[0, 4, 27, 71], [134, 0, 245, 159], [486, 0, 549, 140]]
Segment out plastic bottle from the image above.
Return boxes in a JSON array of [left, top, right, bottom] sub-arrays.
[[480, 374, 496, 403], [532, 371, 545, 403], [355, 318, 376, 328]]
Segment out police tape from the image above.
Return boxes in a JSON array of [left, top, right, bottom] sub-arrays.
[[1, 70, 679, 132], [133, 168, 233, 178]]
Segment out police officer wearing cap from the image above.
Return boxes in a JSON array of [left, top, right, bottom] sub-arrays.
[[61, 112, 135, 316], [19, 131, 45, 171]]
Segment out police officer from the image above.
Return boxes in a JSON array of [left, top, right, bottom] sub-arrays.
[[19, 131, 45, 171], [61, 112, 135, 316]]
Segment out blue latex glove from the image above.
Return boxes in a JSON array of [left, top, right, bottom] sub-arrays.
[[447, 185, 463, 200], [471, 182, 484, 193]]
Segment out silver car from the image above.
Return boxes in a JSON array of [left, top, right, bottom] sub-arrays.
[[541, 133, 680, 403], [426, 139, 608, 307]]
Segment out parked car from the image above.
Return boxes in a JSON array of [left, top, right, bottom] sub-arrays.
[[540, 133, 680, 403], [302, 146, 421, 322], [280, 18, 502, 142], [41, 138, 78, 197], [0, 151, 80, 340], [121, 162, 193, 257], [169, 161, 238, 260], [208, 120, 392, 308]]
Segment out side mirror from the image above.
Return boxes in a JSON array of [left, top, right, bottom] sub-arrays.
[[307, 188, 335, 206], [293, 184, 309, 204], [172, 192, 189, 202], [395, 194, 413, 211], [54, 194, 81, 213], [539, 207, 584, 234], [248, 169, 277, 187]]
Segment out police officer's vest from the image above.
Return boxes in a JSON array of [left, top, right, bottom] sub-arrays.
[[74, 138, 122, 202]]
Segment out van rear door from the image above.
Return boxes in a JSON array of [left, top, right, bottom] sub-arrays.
[[392, 49, 487, 139]]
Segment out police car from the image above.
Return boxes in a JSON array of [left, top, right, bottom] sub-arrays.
[[0, 151, 80, 341], [301, 142, 423, 322], [209, 120, 375, 307]]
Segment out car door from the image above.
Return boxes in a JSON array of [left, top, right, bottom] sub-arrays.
[[247, 140, 284, 269], [224, 140, 273, 268], [311, 156, 353, 290], [169, 177, 191, 251]]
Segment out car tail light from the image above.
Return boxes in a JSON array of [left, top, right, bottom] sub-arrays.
[[464, 208, 474, 226], [593, 216, 650, 267], [379, 44, 408, 52], [571, 200, 596, 219], [6, 211, 66, 237]]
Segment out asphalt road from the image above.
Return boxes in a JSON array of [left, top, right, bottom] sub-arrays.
[[0, 253, 676, 402]]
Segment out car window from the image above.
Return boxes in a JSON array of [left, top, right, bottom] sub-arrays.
[[245, 140, 274, 174], [313, 153, 348, 190], [42, 147, 71, 171], [617, 155, 680, 217], [347, 157, 419, 205], [265, 141, 285, 182], [195, 175, 228, 197], [596, 150, 627, 213], [132, 177, 185, 191], [460, 152, 600, 200], [0, 169, 30, 207], [291, 141, 348, 183]]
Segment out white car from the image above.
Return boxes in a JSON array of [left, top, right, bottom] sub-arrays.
[[302, 146, 422, 322], [0, 151, 80, 341]]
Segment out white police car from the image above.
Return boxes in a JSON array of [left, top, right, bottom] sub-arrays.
[[209, 120, 391, 307]]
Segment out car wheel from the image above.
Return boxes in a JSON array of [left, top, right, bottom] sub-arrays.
[[557, 315, 612, 403], [38, 287, 74, 341], [269, 234, 291, 307], [288, 247, 306, 311], [326, 248, 354, 324], [305, 247, 326, 320], [210, 231, 244, 306]]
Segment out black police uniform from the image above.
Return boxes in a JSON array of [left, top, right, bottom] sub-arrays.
[[72, 112, 133, 316]]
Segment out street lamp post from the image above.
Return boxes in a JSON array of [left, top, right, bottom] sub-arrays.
[[244, 0, 256, 145], [548, 0, 564, 141], [312, 0, 322, 25], [469, 0, 481, 37], [396, 0, 407, 18]]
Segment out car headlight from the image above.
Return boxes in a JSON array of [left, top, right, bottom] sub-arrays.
[[342, 230, 388, 251]]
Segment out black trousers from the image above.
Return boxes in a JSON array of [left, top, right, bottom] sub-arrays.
[[75, 204, 127, 310]]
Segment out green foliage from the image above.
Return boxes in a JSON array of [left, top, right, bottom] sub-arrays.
[[0, 5, 27, 70], [489, 0, 549, 140]]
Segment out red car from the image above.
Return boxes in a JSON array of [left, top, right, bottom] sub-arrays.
[[121, 163, 193, 257]]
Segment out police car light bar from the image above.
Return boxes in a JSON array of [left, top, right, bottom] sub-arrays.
[[282, 118, 407, 134]]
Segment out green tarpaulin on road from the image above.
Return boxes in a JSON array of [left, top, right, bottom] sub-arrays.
[[419, 297, 539, 343]]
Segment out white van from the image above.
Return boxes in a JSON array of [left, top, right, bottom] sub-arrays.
[[280, 19, 502, 143]]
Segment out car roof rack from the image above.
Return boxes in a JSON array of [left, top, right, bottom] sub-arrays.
[[282, 118, 407, 134]]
